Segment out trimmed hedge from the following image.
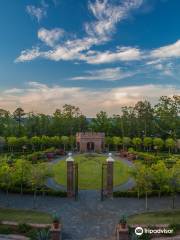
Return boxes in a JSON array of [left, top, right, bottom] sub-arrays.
[[113, 190, 180, 198], [0, 186, 67, 197]]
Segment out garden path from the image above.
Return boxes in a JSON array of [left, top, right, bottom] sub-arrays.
[[0, 191, 180, 240], [46, 153, 136, 191]]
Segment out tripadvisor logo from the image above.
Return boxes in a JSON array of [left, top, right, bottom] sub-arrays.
[[135, 226, 174, 236], [135, 227, 143, 236]]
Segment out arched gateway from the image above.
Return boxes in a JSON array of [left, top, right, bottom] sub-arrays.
[[76, 132, 105, 153]]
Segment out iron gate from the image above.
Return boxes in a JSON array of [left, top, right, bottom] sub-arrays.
[[74, 163, 78, 201]]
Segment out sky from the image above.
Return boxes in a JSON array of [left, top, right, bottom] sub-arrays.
[[0, 0, 180, 116]]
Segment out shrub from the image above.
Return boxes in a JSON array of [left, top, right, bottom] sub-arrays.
[[0, 185, 67, 197], [0, 225, 12, 234], [17, 223, 32, 233], [113, 189, 179, 198]]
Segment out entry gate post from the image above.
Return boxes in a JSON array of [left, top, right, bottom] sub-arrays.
[[101, 153, 114, 201], [66, 153, 79, 200], [106, 153, 114, 198], [66, 153, 75, 198]]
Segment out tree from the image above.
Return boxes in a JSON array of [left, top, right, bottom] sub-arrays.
[[134, 100, 154, 137], [31, 136, 41, 151], [0, 162, 14, 206], [131, 162, 153, 208], [168, 161, 180, 209], [28, 163, 51, 208], [132, 137, 142, 151], [61, 136, 69, 151], [154, 96, 180, 138], [90, 111, 111, 135], [14, 159, 31, 194], [165, 138, 176, 153], [105, 136, 112, 151], [7, 137, 18, 152], [153, 138, 164, 153], [40, 135, 50, 150], [143, 137, 152, 151], [50, 136, 61, 148], [13, 108, 25, 136], [0, 136, 5, 152], [152, 161, 169, 198], [122, 137, 131, 150], [17, 136, 28, 152], [112, 136, 121, 151]]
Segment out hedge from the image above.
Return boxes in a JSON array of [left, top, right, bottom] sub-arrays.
[[0, 186, 67, 197], [113, 190, 180, 198]]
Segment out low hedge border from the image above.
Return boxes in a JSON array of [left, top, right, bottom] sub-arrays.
[[0, 186, 67, 197], [113, 190, 180, 198]]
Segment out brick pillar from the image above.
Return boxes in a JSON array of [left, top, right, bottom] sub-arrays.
[[66, 153, 74, 198], [106, 153, 114, 198]]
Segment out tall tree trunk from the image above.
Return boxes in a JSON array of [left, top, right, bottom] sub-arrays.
[[172, 193, 175, 209], [6, 188, 9, 207], [137, 188, 140, 199], [145, 191, 148, 210], [33, 188, 37, 209]]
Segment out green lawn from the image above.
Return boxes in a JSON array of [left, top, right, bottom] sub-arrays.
[[53, 153, 130, 190], [128, 210, 180, 224], [0, 208, 52, 224]]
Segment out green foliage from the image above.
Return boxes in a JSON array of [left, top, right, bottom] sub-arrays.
[[119, 215, 127, 224], [153, 137, 164, 150], [17, 223, 32, 233], [35, 229, 50, 240], [165, 138, 176, 153], [132, 137, 142, 150]]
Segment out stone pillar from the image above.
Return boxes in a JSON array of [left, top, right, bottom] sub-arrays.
[[50, 225, 62, 240], [66, 153, 74, 198], [106, 153, 114, 198]]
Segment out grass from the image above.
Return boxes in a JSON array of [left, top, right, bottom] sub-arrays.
[[53, 153, 130, 190], [128, 210, 180, 224], [0, 208, 52, 224]]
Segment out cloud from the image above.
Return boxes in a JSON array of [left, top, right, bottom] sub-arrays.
[[38, 28, 64, 47], [85, 0, 143, 42], [85, 46, 142, 64], [15, 47, 41, 63], [17, 0, 144, 63], [0, 82, 179, 116], [151, 40, 180, 59], [71, 67, 135, 81], [26, 5, 47, 22]]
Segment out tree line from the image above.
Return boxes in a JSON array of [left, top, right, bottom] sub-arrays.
[[0, 135, 178, 153], [0, 95, 179, 139], [131, 160, 180, 209]]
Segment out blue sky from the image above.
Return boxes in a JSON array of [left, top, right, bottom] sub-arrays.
[[0, 0, 180, 116]]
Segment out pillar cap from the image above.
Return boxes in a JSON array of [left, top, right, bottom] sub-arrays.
[[106, 153, 114, 162], [66, 152, 74, 162]]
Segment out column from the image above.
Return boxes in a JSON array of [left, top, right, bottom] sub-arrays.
[[106, 153, 114, 198], [66, 153, 74, 198]]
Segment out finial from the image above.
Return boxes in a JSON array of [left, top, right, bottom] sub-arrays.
[[106, 153, 114, 162]]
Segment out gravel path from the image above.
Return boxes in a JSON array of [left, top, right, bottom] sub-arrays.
[[0, 191, 179, 240]]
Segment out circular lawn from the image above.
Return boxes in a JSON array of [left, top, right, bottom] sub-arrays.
[[53, 153, 130, 190]]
